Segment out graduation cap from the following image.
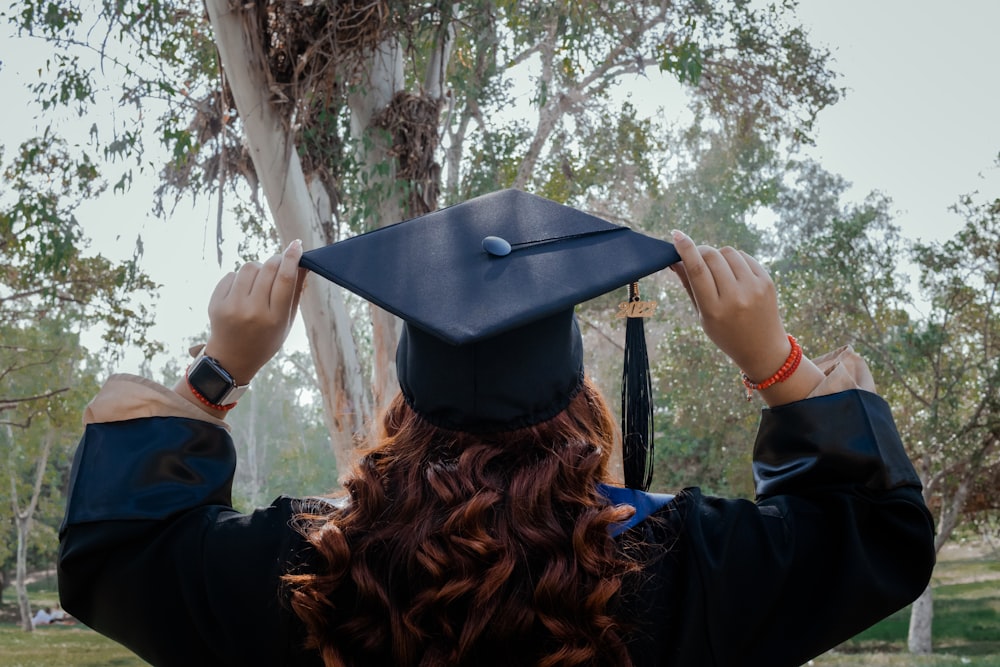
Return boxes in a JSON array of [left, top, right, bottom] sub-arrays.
[[300, 189, 680, 490]]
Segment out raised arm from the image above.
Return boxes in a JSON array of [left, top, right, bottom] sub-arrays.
[[174, 239, 307, 418], [669, 230, 824, 406]]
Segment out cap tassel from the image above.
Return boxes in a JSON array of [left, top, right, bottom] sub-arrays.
[[620, 282, 655, 491]]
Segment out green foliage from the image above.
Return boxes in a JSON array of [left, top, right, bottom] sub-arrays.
[[0, 323, 102, 583], [902, 193, 1000, 510], [651, 323, 758, 496], [656, 16, 704, 85], [5, 0, 841, 259], [0, 132, 161, 362], [222, 351, 339, 510], [456, 123, 530, 199], [5, 0, 846, 501], [0, 11, 163, 585], [775, 185, 911, 355], [652, 122, 780, 250], [772, 160, 1000, 532], [534, 102, 670, 208], [453, 0, 839, 204]]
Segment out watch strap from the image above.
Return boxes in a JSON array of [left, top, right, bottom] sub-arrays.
[[186, 351, 250, 410]]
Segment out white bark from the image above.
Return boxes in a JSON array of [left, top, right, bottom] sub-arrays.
[[343, 17, 455, 414], [907, 475, 971, 654], [14, 512, 31, 632], [8, 427, 53, 632], [346, 39, 405, 415], [205, 0, 370, 473], [907, 584, 933, 654], [423, 16, 456, 101], [239, 388, 263, 507]]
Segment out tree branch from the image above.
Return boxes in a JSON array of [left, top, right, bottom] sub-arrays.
[[0, 387, 70, 412]]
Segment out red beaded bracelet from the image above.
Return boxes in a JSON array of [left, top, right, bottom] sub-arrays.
[[741, 334, 802, 401], [185, 365, 239, 412]]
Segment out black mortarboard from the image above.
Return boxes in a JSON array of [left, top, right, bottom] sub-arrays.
[[300, 189, 680, 489]]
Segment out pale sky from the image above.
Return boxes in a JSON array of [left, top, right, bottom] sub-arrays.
[[793, 0, 1000, 243], [3, 1, 999, 374]]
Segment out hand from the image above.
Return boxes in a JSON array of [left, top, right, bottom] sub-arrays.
[[670, 230, 789, 376], [669, 230, 824, 406], [201, 240, 308, 385]]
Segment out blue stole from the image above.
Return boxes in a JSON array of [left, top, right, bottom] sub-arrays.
[[598, 483, 675, 537]]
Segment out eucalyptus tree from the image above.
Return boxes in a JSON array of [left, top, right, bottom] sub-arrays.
[[6, 0, 840, 472]]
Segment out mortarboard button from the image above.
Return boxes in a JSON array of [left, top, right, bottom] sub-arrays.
[[482, 235, 512, 257]]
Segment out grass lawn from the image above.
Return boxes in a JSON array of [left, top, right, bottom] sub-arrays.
[[1, 546, 997, 666], [0, 571, 146, 665], [812, 544, 1000, 667], [0, 625, 147, 667], [0, 573, 147, 666]]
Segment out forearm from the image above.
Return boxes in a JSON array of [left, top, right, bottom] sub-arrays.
[[754, 355, 826, 407], [753, 341, 876, 407], [173, 374, 234, 420]]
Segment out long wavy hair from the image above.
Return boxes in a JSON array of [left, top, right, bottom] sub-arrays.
[[284, 378, 640, 666]]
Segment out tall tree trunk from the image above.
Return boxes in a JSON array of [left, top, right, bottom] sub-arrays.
[[205, 0, 371, 473], [9, 428, 53, 632], [239, 388, 262, 507], [347, 39, 405, 416], [345, 18, 454, 415], [907, 584, 933, 654], [907, 476, 970, 653], [14, 513, 32, 631]]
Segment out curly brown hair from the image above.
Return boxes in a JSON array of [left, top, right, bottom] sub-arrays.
[[284, 378, 640, 666]]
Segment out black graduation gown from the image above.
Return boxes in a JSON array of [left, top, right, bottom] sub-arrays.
[[58, 389, 935, 667]]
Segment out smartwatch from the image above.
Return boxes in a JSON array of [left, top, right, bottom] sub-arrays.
[[187, 352, 250, 407]]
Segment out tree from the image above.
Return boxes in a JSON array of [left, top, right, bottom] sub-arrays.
[[6, 0, 840, 473], [772, 160, 1000, 654], [0, 53, 159, 632], [0, 130, 160, 425], [225, 351, 340, 509], [898, 192, 1000, 653], [0, 323, 100, 631]]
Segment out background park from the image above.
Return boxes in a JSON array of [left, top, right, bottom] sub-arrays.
[[1, 0, 998, 665]]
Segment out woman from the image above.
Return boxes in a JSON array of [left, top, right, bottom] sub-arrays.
[[58, 191, 934, 666]]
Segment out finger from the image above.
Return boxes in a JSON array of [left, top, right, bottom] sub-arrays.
[[208, 272, 237, 312], [740, 250, 771, 280], [699, 245, 740, 299], [231, 261, 263, 297], [671, 230, 718, 307], [254, 253, 283, 305], [669, 263, 696, 309], [270, 239, 303, 313], [715, 246, 751, 283]]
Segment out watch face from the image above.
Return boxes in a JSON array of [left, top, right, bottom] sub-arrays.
[[188, 357, 235, 405]]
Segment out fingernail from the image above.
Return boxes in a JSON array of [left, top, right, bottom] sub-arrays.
[[286, 239, 302, 252], [671, 230, 686, 243]]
